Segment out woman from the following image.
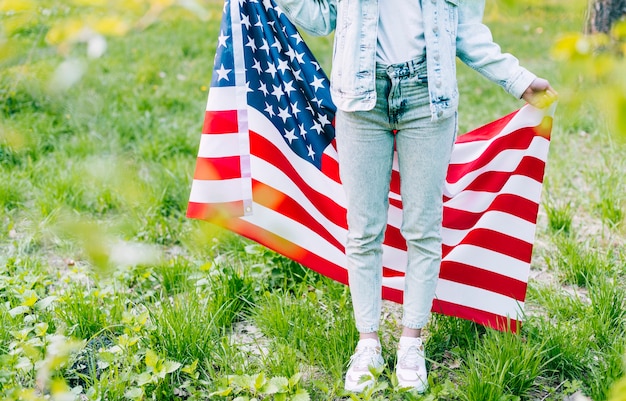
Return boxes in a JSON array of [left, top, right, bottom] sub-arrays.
[[274, 0, 557, 393]]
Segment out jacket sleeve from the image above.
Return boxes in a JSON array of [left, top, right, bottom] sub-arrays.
[[274, 0, 337, 36], [455, 1, 536, 99]]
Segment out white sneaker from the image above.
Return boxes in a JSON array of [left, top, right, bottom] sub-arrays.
[[344, 338, 384, 393], [396, 337, 428, 393]]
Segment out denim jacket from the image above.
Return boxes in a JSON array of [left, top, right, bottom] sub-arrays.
[[274, 0, 537, 120]]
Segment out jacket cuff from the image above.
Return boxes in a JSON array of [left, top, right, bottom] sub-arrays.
[[507, 69, 537, 100]]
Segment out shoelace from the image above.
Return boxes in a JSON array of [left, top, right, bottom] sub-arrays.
[[399, 344, 423, 369], [349, 346, 380, 369]]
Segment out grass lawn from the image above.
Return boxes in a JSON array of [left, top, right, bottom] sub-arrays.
[[1, 0, 625, 400]]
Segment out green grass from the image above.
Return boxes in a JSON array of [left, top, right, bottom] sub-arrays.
[[1, 0, 626, 399]]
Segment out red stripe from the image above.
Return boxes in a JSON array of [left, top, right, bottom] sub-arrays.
[[431, 299, 521, 333], [203, 110, 239, 134], [383, 267, 405, 277], [446, 156, 546, 196], [447, 127, 540, 184], [250, 130, 347, 229], [321, 152, 340, 184], [442, 228, 532, 262], [193, 156, 241, 180], [443, 194, 540, 229], [455, 109, 518, 143], [219, 218, 349, 285], [389, 197, 402, 209], [439, 260, 527, 300], [251, 180, 345, 253], [380, 287, 521, 333], [390, 170, 401, 195], [186, 200, 244, 220]]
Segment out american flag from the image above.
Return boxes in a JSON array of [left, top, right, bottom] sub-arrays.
[[187, 0, 554, 331]]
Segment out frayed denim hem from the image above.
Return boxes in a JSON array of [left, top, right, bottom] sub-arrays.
[[355, 324, 380, 334], [401, 316, 431, 330]]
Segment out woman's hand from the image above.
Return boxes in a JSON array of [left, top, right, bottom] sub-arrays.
[[522, 78, 558, 109]]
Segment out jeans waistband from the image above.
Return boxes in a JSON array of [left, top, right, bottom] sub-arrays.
[[376, 55, 427, 79]]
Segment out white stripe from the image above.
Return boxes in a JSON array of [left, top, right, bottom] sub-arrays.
[[206, 86, 238, 111], [230, 1, 246, 96], [450, 105, 549, 165], [434, 279, 525, 320], [446, 137, 549, 195], [442, 244, 530, 282], [387, 204, 403, 230], [382, 243, 408, 273], [228, 0, 253, 213], [242, 202, 347, 268], [322, 142, 339, 161], [373, 272, 525, 320], [252, 155, 347, 239], [197, 133, 240, 158], [442, 211, 537, 245], [444, 176, 543, 211], [188, 178, 250, 203]]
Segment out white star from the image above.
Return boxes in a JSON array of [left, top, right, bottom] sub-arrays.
[[285, 47, 297, 61], [310, 76, 325, 91], [215, 64, 231, 81], [294, 51, 305, 64], [259, 82, 269, 96], [259, 38, 270, 54], [271, 84, 284, 100], [245, 36, 257, 52], [271, 39, 282, 52], [266, 62, 277, 78], [262, 0, 272, 10], [311, 120, 323, 134], [264, 102, 275, 117], [277, 59, 289, 74], [283, 80, 295, 95], [311, 61, 321, 71], [252, 59, 263, 74], [290, 101, 300, 117], [245, 81, 253, 93], [274, 5, 284, 17], [284, 129, 298, 144], [307, 144, 315, 159], [312, 96, 323, 107], [293, 69, 303, 81], [298, 123, 307, 139], [218, 30, 229, 48], [306, 103, 315, 114], [241, 14, 251, 29], [278, 106, 291, 122], [291, 33, 303, 45], [318, 113, 331, 126]]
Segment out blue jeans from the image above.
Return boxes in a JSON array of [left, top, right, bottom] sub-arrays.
[[335, 57, 457, 332]]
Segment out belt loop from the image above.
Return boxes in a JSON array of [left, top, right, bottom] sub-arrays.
[[409, 59, 417, 76]]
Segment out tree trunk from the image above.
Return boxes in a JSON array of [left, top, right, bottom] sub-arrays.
[[585, 0, 626, 33]]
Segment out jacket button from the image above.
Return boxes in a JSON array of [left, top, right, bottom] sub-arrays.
[[436, 79, 442, 88], [437, 110, 444, 117], [433, 53, 440, 61], [433, 26, 439, 34]]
